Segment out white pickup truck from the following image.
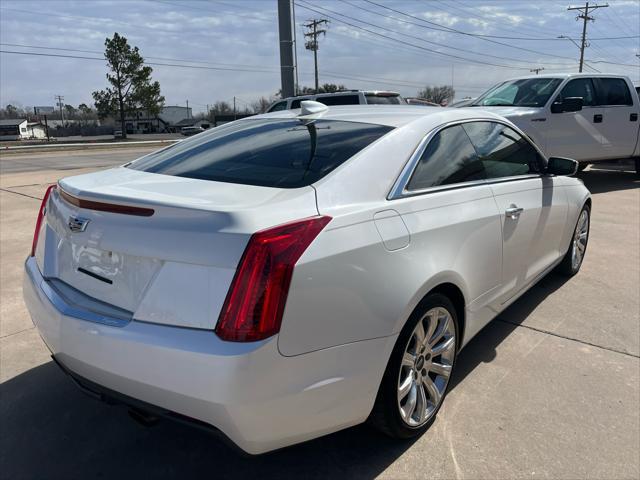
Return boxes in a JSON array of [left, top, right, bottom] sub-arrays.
[[469, 73, 640, 174]]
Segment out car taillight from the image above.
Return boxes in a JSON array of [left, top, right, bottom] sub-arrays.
[[30, 184, 57, 257], [216, 216, 332, 342]]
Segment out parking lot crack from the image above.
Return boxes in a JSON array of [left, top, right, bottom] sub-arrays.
[[0, 187, 43, 201], [496, 318, 639, 359], [0, 326, 35, 339]]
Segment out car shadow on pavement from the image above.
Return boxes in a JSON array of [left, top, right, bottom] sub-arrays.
[[577, 167, 639, 194], [0, 355, 420, 479], [449, 271, 571, 391], [0, 272, 574, 479]]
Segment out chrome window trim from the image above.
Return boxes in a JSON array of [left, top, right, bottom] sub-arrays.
[[387, 117, 549, 200]]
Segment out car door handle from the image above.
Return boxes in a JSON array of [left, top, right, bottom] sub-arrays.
[[593, 114, 603, 123], [505, 205, 524, 219]]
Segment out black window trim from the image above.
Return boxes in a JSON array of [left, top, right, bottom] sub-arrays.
[[388, 118, 549, 200]]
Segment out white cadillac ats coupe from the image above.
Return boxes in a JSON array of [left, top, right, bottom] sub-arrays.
[[24, 103, 591, 454]]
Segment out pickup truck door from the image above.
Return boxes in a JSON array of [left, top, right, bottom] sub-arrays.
[[546, 77, 605, 162], [592, 77, 639, 159]]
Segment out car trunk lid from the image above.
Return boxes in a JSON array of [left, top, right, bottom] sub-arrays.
[[37, 167, 319, 329]]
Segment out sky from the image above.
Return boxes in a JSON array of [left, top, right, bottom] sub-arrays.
[[1, 0, 638, 113]]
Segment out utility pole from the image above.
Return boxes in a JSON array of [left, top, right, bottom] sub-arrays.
[[304, 19, 329, 93], [233, 96, 237, 120], [530, 67, 545, 74], [567, 2, 609, 73], [277, 0, 296, 98], [186, 100, 189, 118], [54, 95, 64, 126]]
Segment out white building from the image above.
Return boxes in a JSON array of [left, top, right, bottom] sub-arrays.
[[0, 119, 47, 140], [158, 106, 192, 125], [123, 106, 193, 133]]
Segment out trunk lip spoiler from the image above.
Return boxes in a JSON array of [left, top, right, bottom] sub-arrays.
[[59, 188, 155, 217]]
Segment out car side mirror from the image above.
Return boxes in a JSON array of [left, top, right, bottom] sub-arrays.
[[546, 157, 579, 176], [550, 97, 583, 113]]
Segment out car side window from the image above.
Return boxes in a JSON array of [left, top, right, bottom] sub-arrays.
[[406, 125, 485, 191], [594, 78, 633, 106], [268, 101, 287, 112], [462, 122, 543, 179], [556, 78, 596, 106]]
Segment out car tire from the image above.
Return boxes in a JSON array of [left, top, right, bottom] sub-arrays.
[[369, 293, 458, 439], [557, 204, 590, 276]]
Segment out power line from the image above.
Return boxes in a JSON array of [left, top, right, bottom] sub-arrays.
[[360, 0, 637, 42], [0, 42, 279, 71], [295, 1, 533, 70], [338, 0, 581, 66], [0, 50, 279, 74], [356, 0, 636, 68], [341, 0, 585, 63], [436, 0, 562, 38]]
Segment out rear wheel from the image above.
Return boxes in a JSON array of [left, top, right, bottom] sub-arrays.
[[369, 293, 458, 438], [557, 204, 590, 276]]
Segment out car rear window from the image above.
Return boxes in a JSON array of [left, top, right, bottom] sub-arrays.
[[365, 94, 404, 105], [129, 119, 393, 188], [315, 95, 360, 106]]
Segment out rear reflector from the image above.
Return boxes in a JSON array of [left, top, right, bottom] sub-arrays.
[[31, 184, 57, 257], [215, 216, 332, 342], [59, 189, 154, 217]]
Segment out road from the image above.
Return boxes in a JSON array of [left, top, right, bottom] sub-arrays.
[[0, 146, 159, 174], [0, 149, 638, 479]]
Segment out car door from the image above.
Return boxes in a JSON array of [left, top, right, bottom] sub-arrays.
[[462, 121, 569, 303], [592, 77, 638, 159], [545, 77, 604, 162], [394, 124, 504, 340]]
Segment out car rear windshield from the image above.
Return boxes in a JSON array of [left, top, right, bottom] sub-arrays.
[[365, 94, 404, 105], [129, 119, 393, 188]]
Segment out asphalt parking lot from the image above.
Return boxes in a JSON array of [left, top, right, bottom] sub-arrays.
[[0, 150, 638, 479]]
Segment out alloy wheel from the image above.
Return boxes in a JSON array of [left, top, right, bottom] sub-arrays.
[[571, 210, 589, 270], [397, 307, 456, 427]]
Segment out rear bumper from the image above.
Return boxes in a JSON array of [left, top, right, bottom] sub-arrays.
[[23, 257, 396, 454]]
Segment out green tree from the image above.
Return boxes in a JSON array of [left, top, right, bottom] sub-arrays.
[[5, 104, 18, 117], [296, 83, 348, 95], [92, 32, 164, 139], [417, 85, 455, 106], [64, 104, 77, 118]]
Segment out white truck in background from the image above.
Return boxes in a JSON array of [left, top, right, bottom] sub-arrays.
[[468, 73, 640, 175]]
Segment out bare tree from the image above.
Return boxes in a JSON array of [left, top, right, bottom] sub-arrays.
[[251, 97, 273, 114], [417, 85, 455, 105]]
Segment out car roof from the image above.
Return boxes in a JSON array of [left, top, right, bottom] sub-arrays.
[[282, 90, 400, 101], [501, 72, 632, 81], [250, 105, 506, 128]]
